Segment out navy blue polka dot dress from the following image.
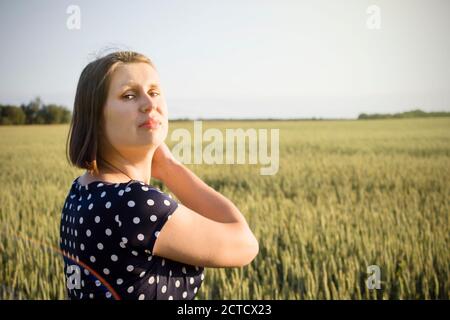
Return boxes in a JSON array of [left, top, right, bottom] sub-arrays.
[[59, 177, 205, 300]]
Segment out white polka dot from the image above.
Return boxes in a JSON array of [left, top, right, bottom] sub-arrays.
[[164, 199, 170, 206], [148, 255, 153, 262], [147, 199, 154, 206], [182, 267, 186, 274], [89, 293, 94, 299], [161, 285, 167, 293], [137, 234, 144, 241], [79, 217, 83, 224], [162, 259, 165, 266], [168, 296, 173, 300], [77, 205, 81, 211], [111, 254, 118, 261], [194, 287, 198, 294], [201, 273, 205, 280], [126, 265, 134, 272], [86, 229, 91, 237], [148, 276, 155, 284], [175, 280, 180, 288], [182, 291, 187, 298], [125, 187, 131, 192], [139, 271, 146, 278], [97, 243, 104, 250], [121, 237, 128, 244], [154, 231, 160, 238], [90, 256, 96, 263], [190, 277, 194, 285], [127, 286, 134, 293], [87, 193, 91, 200], [106, 292, 112, 298], [132, 250, 138, 256], [133, 217, 140, 224], [116, 278, 123, 285], [127, 200, 135, 207], [141, 186, 149, 191], [137, 293, 145, 300], [74, 230, 78, 237], [150, 215, 157, 222], [84, 269, 90, 276], [80, 243, 85, 251], [103, 268, 110, 275], [105, 228, 112, 236], [118, 190, 124, 196], [88, 203, 93, 210], [95, 280, 101, 286], [169, 270, 172, 277], [97, 183, 104, 187], [94, 216, 100, 223], [105, 202, 111, 209], [101, 191, 106, 198], [157, 275, 159, 283]]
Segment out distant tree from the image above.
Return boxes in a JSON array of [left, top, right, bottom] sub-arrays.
[[358, 113, 368, 119], [0, 105, 26, 125], [41, 104, 66, 124], [358, 109, 450, 120], [1, 97, 72, 125], [22, 96, 42, 124]]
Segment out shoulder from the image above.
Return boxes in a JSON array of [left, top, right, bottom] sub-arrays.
[[116, 182, 178, 250], [118, 182, 178, 217]]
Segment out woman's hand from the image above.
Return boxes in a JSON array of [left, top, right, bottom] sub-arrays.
[[151, 142, 180, 182]]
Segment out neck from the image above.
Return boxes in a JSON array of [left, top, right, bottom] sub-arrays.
[[95, 145, 157, 185]]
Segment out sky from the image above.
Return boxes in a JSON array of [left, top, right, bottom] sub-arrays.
[[0, 0, 449, 119]]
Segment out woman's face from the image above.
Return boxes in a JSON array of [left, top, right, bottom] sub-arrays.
[[101, 62, 169, 153]]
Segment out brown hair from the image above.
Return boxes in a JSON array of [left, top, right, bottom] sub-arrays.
[[66, 51, 155, 175]]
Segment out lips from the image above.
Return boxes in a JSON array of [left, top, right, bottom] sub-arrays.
[[139, 118, 161, 129]]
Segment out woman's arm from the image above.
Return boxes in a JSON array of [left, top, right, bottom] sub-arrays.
[[151, 142, 259, 267], [151, 143, 250, 226]]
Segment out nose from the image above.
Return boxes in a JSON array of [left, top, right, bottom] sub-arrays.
[[140, 93, 157, 113]]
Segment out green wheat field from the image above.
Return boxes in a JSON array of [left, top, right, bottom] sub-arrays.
[[0, 118, 449, 299]]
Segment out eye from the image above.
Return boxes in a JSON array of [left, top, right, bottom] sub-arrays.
[[122, 94, 135, 100], [149, 91, 160, 97]]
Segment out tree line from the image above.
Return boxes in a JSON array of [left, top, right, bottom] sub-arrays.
[[0, 97, 71, 125], [358, 109, 450, 120]]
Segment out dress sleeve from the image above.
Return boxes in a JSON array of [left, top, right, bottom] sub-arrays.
[[119, 183, 179, 254]]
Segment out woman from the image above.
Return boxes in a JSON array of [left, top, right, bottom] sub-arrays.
[[61, 51, 259, 300]]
